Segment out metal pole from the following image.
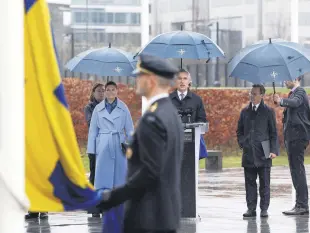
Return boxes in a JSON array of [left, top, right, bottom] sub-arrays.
[[141, 0, 150, 114], [257, 0, 263, 40], [71, 32, 75, 58], [215, 21, 219, 82], [290, 0, 299, 206], [0, 0, 26, 232], [86, 0, 89, 49]]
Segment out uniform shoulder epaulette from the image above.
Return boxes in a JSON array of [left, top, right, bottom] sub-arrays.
[[148, 102, 158, 113]]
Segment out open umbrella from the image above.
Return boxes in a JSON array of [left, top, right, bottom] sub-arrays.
[[65, 43, 136, 77], [136, 28, 225, 67], [228, 38, 310, 93]]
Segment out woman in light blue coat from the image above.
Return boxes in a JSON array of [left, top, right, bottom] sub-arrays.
[[87, 81, 134, 218]]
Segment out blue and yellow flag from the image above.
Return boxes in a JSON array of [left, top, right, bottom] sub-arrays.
[[25, 0, 101, 211]]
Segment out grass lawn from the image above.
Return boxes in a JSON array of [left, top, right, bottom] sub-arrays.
[[81, 154, 310, 173], [265, 87, 310, 94], [196, 87, 310, 94], [199, 155, 310, 169]]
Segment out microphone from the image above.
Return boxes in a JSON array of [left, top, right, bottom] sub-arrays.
[[177, 108, 184, 118], [184, 108, 193, 123]]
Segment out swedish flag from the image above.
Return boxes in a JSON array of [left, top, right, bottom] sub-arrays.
[[25, 0, 101, 211]]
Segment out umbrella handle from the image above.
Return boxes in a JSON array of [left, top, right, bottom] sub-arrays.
[[273, 82, 277, 104]]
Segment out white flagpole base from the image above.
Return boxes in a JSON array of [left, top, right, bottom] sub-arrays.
[[0, 180, 25, 233], [0, 0, 27, 232]]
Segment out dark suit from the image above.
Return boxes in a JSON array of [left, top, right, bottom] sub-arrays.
[[169, 90, 207, 123], [281, 86, 310, 209], [99, 97, 184, 233], [237, 100, 279, 211]]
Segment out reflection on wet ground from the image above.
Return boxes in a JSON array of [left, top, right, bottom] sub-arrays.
[[25, 166, 310, 232]]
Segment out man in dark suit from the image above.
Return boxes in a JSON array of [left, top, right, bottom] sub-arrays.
[[237, 84, 279, 218], [274, 77, 310, 215], [169, 68, 207, 123], [98, 54, 184, 233]]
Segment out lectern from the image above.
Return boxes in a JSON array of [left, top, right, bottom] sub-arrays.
[[181, 122, 208, 220]]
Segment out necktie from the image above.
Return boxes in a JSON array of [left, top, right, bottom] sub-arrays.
[[288, 91, 293, 97], [180, 93, 184, 100], [253, 105, 256, 112]]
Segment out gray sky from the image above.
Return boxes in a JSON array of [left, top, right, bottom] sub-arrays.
[[47, 0, 71, 4]]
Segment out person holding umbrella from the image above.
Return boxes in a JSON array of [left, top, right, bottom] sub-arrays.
[[274, 77, 310, 215]]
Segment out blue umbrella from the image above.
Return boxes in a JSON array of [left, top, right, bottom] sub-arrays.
[[228, 38, 310, 85], [65, 43, 136, 77], [137, 30, 225, 67]]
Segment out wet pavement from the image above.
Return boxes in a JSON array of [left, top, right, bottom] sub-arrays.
[[25, 166, 310, 232]]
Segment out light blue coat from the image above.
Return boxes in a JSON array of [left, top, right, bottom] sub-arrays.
[[86, 98, 134, 190]]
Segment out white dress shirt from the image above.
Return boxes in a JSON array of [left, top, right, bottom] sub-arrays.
[[144, 93, 169, 115], [177, 90, 187, 100], [252, 103, 260, 111]]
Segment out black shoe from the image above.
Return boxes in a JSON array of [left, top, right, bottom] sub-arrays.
[[39, 213, 48, 219], [92, 213, 100, 218], [260, 210, 268, 218], [282, 207, 309, 215], [243, 209, 256, 217], [25, 213, 39, 220]]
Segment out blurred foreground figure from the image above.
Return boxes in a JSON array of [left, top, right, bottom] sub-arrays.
[[98, 54, 184, 233]]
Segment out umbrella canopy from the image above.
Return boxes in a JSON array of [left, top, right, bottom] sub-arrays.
[[137, 30, 225, 60], [228, 38, 310, 84], [65, 44, 136, 77]]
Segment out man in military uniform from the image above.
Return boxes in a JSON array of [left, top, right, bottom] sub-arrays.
[[98, 54, 184, 233]]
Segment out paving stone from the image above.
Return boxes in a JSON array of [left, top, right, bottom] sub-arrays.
[[25, 166, 310, 233]]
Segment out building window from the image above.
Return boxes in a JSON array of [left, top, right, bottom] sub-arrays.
[[74, 12, 87, 23], [171, 22, 184, 31], [99, 12, 105, 23], [107, 33, 114, 43], [74, 32, 86, 42], [99, 32, 106, 43], [91, 12, 98, 24], [114, 13, 126, 24], [130, 13, 140, 24], [107, 12, 114, 24]]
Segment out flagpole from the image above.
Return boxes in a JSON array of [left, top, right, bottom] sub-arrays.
[[0, 0, 26, 232], [290, 0, 299, 206], [141, 0, 149, 114]]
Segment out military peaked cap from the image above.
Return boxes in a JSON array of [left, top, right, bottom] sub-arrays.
[[132, 53, 179, 79]]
